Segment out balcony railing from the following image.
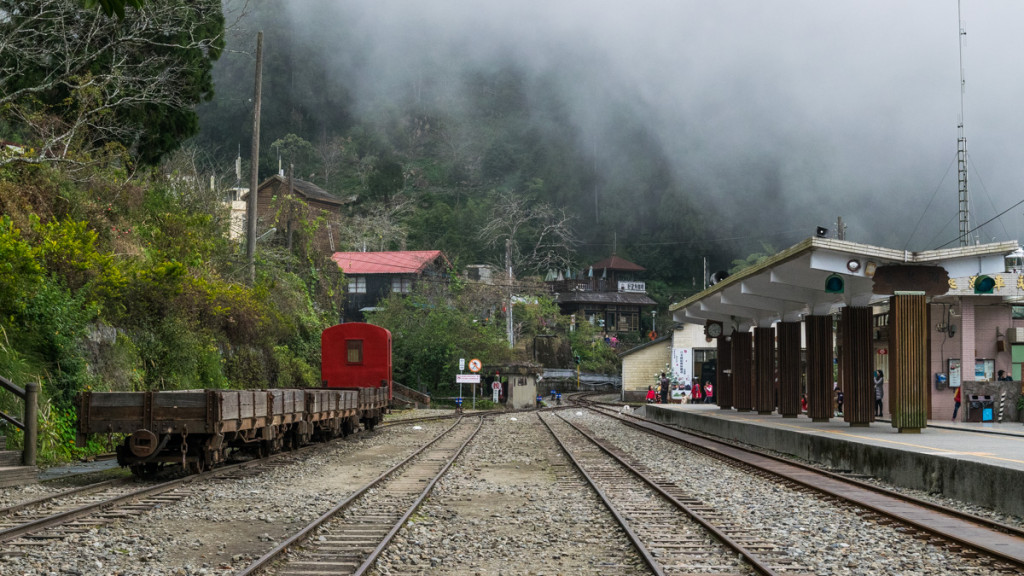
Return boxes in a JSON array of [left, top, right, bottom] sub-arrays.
[[548, 278, 610, 293]]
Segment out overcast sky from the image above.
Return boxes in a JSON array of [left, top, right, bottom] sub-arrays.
[[279, 0, 1024, 251]]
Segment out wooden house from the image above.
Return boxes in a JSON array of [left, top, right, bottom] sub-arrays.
[[547, 255, 657, 334], [331, 250, 451, 322], [247, 174, 353, 254]]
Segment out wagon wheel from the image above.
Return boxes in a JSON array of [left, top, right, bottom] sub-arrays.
[[130, 462, 161, 479], [186, 455, 203, 473], [187, 457, 206, 475], [258, 439, 274, 459]]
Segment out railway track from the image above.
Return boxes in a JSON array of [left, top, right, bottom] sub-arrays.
[[0, 445, 320, 548], [578, 400, 1024, 572], [236, 416, 482, 576], [540, 411, 799, 575]]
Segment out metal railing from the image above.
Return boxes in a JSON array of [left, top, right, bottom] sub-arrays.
[[0, 375, 38, 466]]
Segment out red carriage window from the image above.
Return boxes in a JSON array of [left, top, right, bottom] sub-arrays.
[[347, 340, 364, 364]]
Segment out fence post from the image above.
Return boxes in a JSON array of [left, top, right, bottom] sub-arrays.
[[23, 382, 38, 467]]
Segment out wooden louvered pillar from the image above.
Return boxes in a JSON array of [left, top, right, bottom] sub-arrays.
[[753, 327, 775, 414], [805, 315, 834, 422], [716, 335, 732, 409], [777, 321, 802, 418], [840, 306, 873, 426], [731, 331, 753, 412], [890, 293, 928, 432]]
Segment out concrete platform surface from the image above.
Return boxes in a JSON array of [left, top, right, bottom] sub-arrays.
[[640, 403, 1024, 518]]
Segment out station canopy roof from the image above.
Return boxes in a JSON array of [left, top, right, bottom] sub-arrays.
[[669, 237, 1019, 332]]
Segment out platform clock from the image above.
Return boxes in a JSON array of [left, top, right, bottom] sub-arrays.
[[705, 321, 723, 338]]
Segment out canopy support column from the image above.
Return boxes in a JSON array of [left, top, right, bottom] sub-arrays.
[[777, 321, 802, 418], [840, 306, 874, 426], [806, 315, 833, 422], [753, 327, 774, 414]]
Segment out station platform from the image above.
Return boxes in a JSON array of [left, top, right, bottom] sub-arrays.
[[638, 402, 1024, 518]]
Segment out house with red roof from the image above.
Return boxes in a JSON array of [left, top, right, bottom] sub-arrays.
[[546, 254, 657, 334], [331, 250, 451, 322]]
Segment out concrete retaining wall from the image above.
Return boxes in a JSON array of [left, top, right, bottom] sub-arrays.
[[643, 406, 1024, 518]]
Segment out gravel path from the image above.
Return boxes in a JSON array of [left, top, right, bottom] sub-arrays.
[[371, 412, 647, 575]]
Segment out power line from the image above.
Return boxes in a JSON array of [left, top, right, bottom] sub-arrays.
[[933, 197, 1024, 250]]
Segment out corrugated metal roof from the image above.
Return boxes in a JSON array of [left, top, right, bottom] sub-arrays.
[[331, 250, 447, 274]]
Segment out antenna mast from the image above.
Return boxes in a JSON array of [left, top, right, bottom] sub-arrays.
[[956, 0, 971, 246]]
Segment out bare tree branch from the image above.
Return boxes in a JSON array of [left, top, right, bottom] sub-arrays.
[[0, 0, 226, 167], [478, 189, 578, 277]]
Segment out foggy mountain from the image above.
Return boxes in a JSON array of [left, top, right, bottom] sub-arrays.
[[197, 0, 1024, 285]]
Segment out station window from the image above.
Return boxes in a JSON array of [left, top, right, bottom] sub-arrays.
[[347, 340, 363, 364], [1012, 306, 1024, 320], [974, 359, 994, 381], [348, 276, 366, 294]]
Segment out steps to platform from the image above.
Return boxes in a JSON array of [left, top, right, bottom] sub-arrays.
[[0, 465, 37, 488], [0, 450, 21, 467], [0, 436, 38, 488]]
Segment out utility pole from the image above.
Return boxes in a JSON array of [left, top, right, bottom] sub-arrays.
[[245, 31, 264, 284], [506, 238, 514, 348]]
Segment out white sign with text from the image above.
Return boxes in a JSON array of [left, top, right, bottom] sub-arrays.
[[671, 347, 692, 384]]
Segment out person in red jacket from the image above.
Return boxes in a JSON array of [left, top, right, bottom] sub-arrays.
[[703, 381, 714, 403], [691, 380, 702, 403], [646, 386, 657, 404], [952, 387, 962, 421]]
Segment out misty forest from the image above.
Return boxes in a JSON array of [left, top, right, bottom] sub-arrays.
[[0, 0, 930, 462]]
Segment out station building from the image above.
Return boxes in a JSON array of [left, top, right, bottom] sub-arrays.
[[660, 237, 1023, 431]]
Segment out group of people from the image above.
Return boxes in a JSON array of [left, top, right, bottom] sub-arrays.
[[796, 369, 887, 417], [646, 372, 713, 404]]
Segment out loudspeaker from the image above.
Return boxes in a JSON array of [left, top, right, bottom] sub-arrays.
[[816, 226, 829, 238]]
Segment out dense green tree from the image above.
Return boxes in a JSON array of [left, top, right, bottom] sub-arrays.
[[0, 0, 225, 166], [366, 158, 405, 207], [82, 0, 144, 18]]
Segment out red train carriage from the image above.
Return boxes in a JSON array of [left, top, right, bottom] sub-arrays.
[[75, 323, 394, 477], [321, 322, 392, 429]]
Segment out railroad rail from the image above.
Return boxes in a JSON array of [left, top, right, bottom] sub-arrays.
[[235, 416, 482, 576], [540, 411, 796, 575], [580, 399, 1024, 572], [0, 444, 318, 547], [0, 477, 128, 519]]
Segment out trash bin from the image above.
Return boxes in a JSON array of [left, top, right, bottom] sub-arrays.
[[967, 395, 994, 422]]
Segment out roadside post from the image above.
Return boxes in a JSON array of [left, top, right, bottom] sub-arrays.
[[464, 358, 482, 409]]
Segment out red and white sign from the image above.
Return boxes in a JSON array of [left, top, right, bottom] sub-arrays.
[[468, 358, 482, 373], [492, 381, 501, 391], [877, 349, 888, 355], [457, 374, 481, 384]]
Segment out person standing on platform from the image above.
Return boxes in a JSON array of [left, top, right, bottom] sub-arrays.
[[998, 370, 1013, 381], [646, 386, 657, 403], [659, 373, 670, 405], [703, 381, 713, 403], [952, 386, 962, 421], [691, 380, 702, 403], [873, 370, 885, 417]]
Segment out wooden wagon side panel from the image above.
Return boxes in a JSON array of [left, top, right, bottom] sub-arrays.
[[79, 392, 146, 435], [152, 391, 212, 434]]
